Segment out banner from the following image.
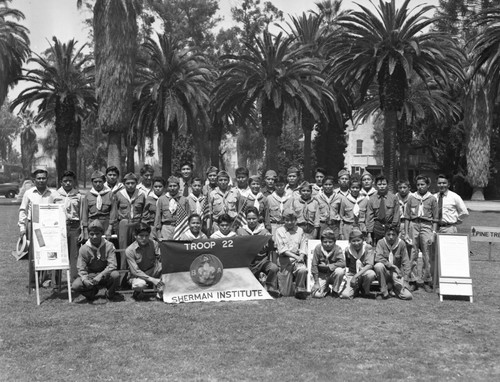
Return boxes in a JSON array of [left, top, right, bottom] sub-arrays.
[[160, 236, 273, 304]]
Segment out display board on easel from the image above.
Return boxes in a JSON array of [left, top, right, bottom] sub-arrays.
[[32, 204, 72, 305], [437, 234, 473, 303]]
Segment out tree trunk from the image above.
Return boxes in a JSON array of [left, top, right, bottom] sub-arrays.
[[107, 131, 122, 171], [161, 129, 173, 179], [397, 119, 412, 182], [264, 134, 280, 171], [465, 81, 491, 201], [261, 98, 283, 172], [126, 145, 135, 174], [382, 109, 398, 192], [236, 130, 248, 168], [301, 109, 315, 182], [68, 119, 81, 176], [56, 131, 70, 181], [210, 118, 223, 166]]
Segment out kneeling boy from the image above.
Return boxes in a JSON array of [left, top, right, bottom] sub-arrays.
[[311, 229, 345, 298], [72, 221, 121, 302], [340, 228, 376, 299], [125, 223, 163, 300], [374, 226, 413, 300]]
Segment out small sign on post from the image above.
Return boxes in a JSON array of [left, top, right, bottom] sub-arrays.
[[470, 226, 500, 261]]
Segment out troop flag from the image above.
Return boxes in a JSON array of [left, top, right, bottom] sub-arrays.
[[160, 236, 273, 304], [233, 197, 248, 229]]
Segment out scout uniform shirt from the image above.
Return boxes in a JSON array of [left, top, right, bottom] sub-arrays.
[[374, 237, 411, 282], [110, 188, 146, 227], [83, 186, 114, 230], [344, 242, 374, 276], [310, 243, 345, 282], [54, 187, 82, 225], [284, 196, 321, 233], [154, 192, 188, 230], [245, 192, 270, 229], [360, 187, 377, 198], [125, 239, 162, 280], [339, 194, 368, 231], [208, 187, 239, 220], [141, 190, 161, 227], [267, 192, 290, 224], [315, 190, 341, 225], [366, 192, 400, 234], [77, 238, 117, 279], [105, 181, 124, 195], [404, 191, 438, 223]]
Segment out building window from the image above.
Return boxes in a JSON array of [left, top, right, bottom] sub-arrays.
[[351, 166, 362, 175], [356, 139, 363, 154]]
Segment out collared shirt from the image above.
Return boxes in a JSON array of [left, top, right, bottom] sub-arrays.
[[236, 224, 271, 260], [245, 193, 270, 228], [208, 187, 239, 219], [179, 230, 208, 240], [77, 239, 117, 279], [185, 193, 207, 216], [54, 187, 82, 223], [179, 178, 192, 197], [105, 181, 124, 195], [236, 187, 251, 199], [339, 194, 368, 230], [360, 187, 377, 198], [366, 192, 400, 233], [434, 190, 469, 224], [125, 239, 161, 281], [315, 191, 341, 223], [154, 193, 188, 229], [284, 183, 301, 199], [260, 186, 274, 197], [404, 192, 438, 222], [18, 187, 57, 232], [81, 189, 115, 228], [202, 183, 217, 197], [137, 183, 151, 196], [210, 231, 237, 239], [311, 243, 345, 281], [142, 191, 161, 226], [334, 188, 350, 198], [267, 192, 290, 224], [283, 197, 321, 227], [110, 189, 145, 225], [275, 225, 307, 256], [344, 243, 374, 275], [375, 238, 411, 282], [396, 192, 410, 220]]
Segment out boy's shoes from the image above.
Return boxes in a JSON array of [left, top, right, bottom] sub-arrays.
[[156, 292, 163, 301], [42, 280, 52, 289], [295, 291, 308, 300], [376, 292, 390, 300], [132, 290, 146, 301], [330, 291, 339, 298], [423, 284, 433, 293], [267, 287, 280, 298], [105, 292, 124, 302], [408, 283, 417, 292]]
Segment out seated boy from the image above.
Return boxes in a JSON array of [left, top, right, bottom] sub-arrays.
[[374, 226, 413, 300], [311, 229, 345, 298], [125, 223, 163, 300], [210, 214, 236, 239], [275, 209, 308, 299], [72, 220, 121, 302], [178, 214, 208, 240], [236, 207, 278, 297], [340, 228, 376, 299]]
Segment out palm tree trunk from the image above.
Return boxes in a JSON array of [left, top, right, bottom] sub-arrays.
[[261, 98, 283, 171], [301, 109, 315, 181], [57, 132, 70, 180], [210, 118, 223, 166], [237, 130, 248, 168], [465, 82, 491, 201], [264, 134, 280, 171], [107, 132, 122, 171], [397, 118, 412, 181], [126, 145, 135, 174], [383, 109, 398, 192], [68, 119, 81, 175], [161, 127, 174, 179]]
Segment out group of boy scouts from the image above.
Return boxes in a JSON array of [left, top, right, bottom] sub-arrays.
[[18, 162, 469, 302]]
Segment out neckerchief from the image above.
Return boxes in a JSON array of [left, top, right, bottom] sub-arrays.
[[270, 191, 289, 214], [412, 191, 433, 217], [346, 193, 365, 218], [336, 188, 350, 197], [298, 197, 314, 222], [360, 187, 377, 197], [57, 187, 79, 218], [90, 186, 110, 211], [241, 223, 265, 235], [106, 182, 124, 194], [381, 237, 400, 264], [85, 238, 107, 260], [189, 193, 205, 215], [120, 188, 140, 219], [248, 192, 263, 211], [347, 242, 368, 272], [397, 193, 409, 216], [167, 192, 181, 214], [321, 246, 335, 260]]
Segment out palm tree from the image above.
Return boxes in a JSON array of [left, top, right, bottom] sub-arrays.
[[10, 38, 95, 178], [325, 0, 464, 189], [89, 0, 140, 169], [18, 111, 39, 177], [214, 30, 329, 171], [134, 34, 211, 179], [0, 0, 30, 107]]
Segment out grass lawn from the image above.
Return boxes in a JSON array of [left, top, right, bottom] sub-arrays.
[[1, 205, 499, 381]]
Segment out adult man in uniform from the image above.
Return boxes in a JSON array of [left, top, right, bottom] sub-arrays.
[[434, 174, 469, 234]]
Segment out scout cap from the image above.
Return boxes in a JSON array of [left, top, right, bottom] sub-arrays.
[[287, 166, 299, 176], [91, 170, 105, 180], [349, 228, 363, 240], [32, 168, 48, 177], [338, 168, 350, 178], [206, 166, 218, 175], [88, 220, 104, 233], [217, 170, 229, 179], [123, 172, 138, 182], [249, 175, 261, 184], [265, 170, 277, 179], [361, 169, 373, 180]]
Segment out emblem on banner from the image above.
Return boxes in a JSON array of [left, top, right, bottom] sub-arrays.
[[190, 254, 223, 286]]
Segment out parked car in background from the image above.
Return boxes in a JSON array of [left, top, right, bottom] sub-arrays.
[[0, 181, 20, 198]]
